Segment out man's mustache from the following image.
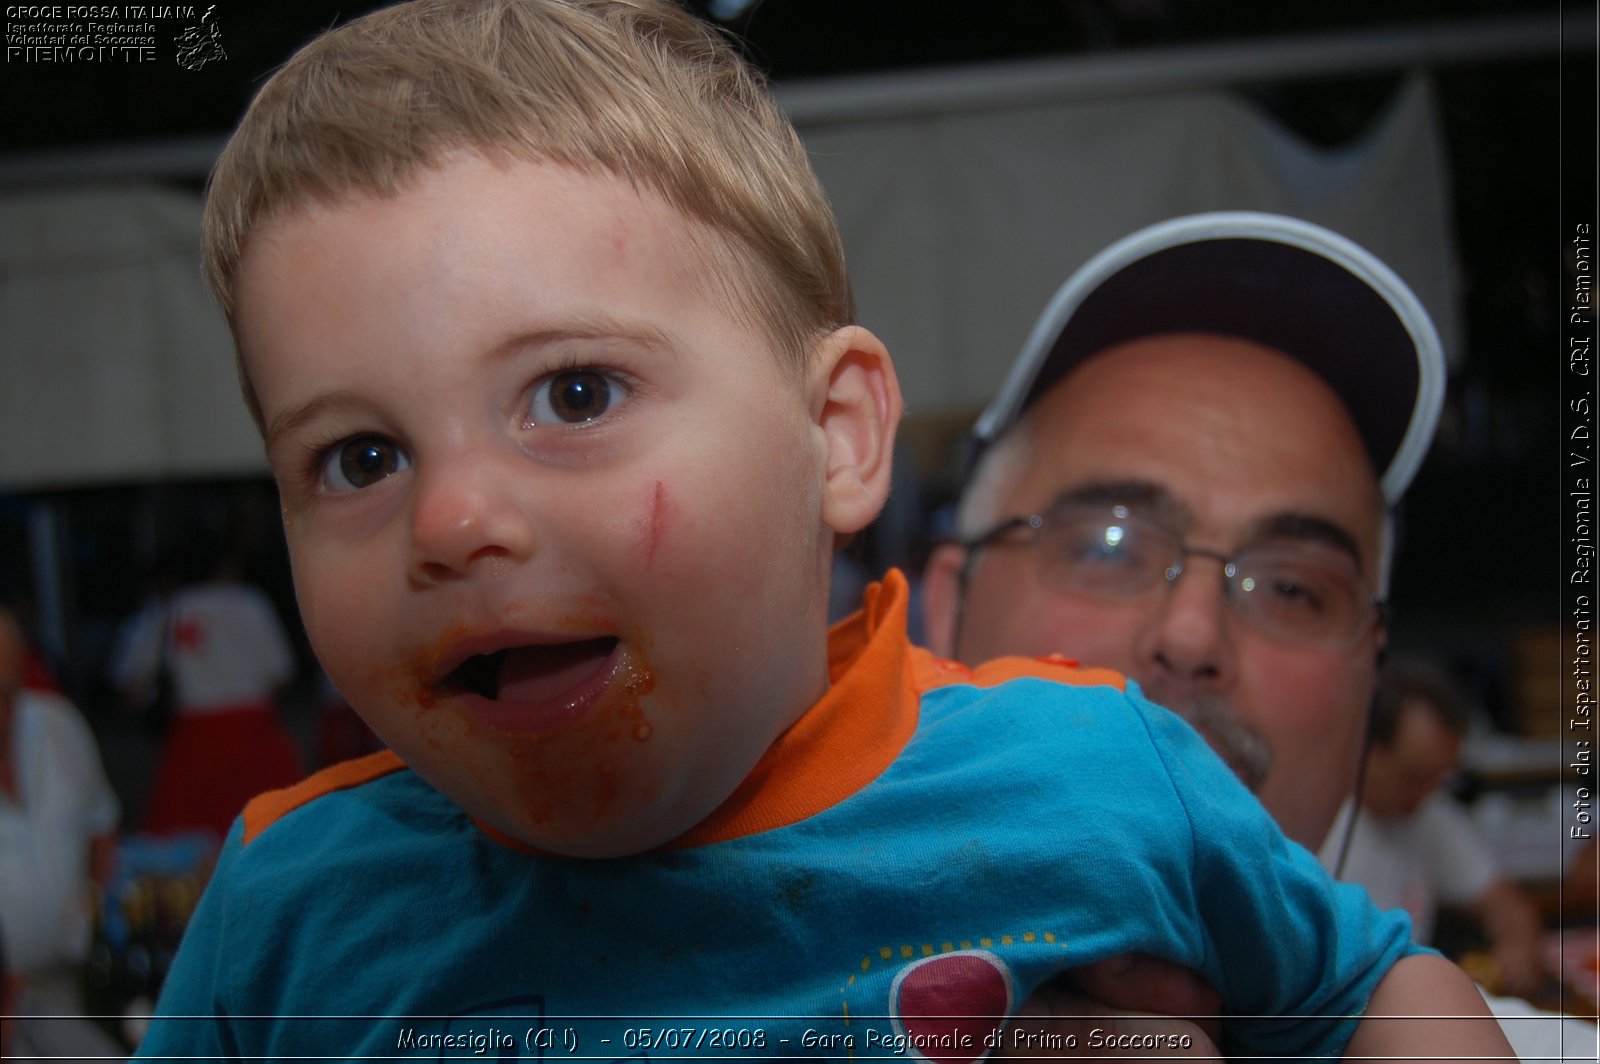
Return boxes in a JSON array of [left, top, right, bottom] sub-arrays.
[[1147, 690, 1272, 792]]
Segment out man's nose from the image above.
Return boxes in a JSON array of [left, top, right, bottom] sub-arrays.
[[407, 447, 537, 585], [1137, 556, 1235, 687]]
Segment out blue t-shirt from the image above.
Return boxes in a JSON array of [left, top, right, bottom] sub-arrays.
[[136, 572, 1414, 1062]]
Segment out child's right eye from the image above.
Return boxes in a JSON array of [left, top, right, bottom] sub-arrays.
[[320, 435, 411, 492], [526, 368, 632, 426]]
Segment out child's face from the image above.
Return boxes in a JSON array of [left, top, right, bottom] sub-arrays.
[[237, 154, 838, 857]]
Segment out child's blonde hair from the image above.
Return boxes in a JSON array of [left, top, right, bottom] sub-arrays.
[[203, 0, 853, 427]]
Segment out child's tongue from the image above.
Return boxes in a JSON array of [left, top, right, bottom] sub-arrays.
[[494, 638, 615, 704]]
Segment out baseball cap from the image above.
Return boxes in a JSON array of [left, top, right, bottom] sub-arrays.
[[970, 211, 1447, 504]]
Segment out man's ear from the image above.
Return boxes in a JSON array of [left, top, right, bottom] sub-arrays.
[[808, 326, 902, 536], [920, 541, 968, 659]]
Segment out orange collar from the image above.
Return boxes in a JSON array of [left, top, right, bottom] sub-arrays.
[[668, 569, 1126, 848], [667, 569, 922, 848]]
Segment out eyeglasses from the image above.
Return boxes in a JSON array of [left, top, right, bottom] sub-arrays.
[[960, 503, 1384, 648]]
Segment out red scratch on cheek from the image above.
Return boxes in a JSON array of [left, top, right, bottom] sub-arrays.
[[646, 480, 666, 569]]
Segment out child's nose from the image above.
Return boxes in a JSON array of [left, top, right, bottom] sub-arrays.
[[407, 454, 536, 584]]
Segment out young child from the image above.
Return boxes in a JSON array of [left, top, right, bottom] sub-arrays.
[[136, 1, 1510, 1059]]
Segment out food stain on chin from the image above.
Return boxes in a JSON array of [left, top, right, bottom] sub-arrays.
[[498, 647, 660, 832], [622, 655, 656, 696], [408, 620, 474, 703], [386, 620, 663, 843], [330, 651, 454, 757], [617, 654, 655, 742]]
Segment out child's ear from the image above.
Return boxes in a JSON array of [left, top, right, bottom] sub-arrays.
[[807, 326, 903, 535]]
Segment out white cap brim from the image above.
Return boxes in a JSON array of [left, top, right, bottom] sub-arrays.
[[972, 211, 1446, 504]]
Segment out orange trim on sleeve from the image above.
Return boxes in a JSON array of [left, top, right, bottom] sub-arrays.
[[241, 750, 406, 846]]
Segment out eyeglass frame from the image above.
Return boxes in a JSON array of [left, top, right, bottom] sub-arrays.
[[954, 502, 1387, 650]]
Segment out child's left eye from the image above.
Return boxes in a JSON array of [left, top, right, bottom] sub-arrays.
[[526, 369, 631, 425], [320, 435, 412, 492]]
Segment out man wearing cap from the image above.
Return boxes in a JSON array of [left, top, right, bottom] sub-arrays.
[[924, 211, 1440, 853], [928, 213, 1596, 1055], [922, 213, 1426, 1050]]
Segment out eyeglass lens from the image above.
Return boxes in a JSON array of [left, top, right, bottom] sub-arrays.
[[1035, 507, 1373, 645]]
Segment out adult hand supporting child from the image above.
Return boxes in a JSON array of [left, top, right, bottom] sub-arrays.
[[1001, 956, 1222, 1058]]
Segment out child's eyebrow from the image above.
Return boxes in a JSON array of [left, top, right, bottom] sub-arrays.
[[263, 317, 678, 450], [264, 389, 371, 452], [488, 316, 678, 362]]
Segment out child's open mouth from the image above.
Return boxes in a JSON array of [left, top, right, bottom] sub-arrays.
[[440, 636, 623, 732]]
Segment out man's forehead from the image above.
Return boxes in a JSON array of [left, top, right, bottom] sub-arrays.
[[1001, 336, 1383, 522]]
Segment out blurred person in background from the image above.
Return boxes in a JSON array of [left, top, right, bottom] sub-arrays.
[[1320, 657, 1548, 999], [0, 605, 124, 1061], [111, 544, 303, 839]]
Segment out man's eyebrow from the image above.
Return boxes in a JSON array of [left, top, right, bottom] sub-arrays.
[[1246, 513, 1364, 563], [1047, 480, 1190, 527], [1046, 484, 1366, 565]]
